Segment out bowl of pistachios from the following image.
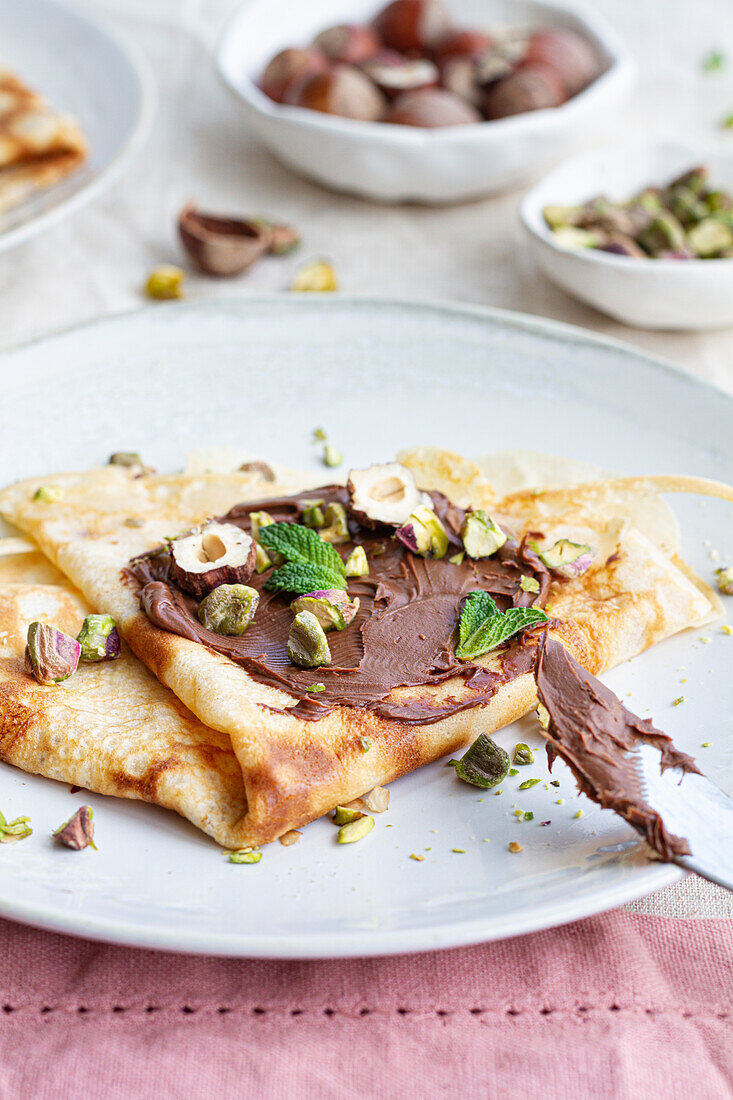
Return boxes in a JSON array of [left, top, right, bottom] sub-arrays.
[[520, 142, 733, 330]]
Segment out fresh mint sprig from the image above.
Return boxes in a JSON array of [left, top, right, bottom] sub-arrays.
[[260, 522, 347, 594], [455, 591, 548, 660]]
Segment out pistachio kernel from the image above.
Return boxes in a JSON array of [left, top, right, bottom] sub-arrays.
[[77, 614, 121, 662], [33, 485, 62, 504], [319, 502, 349, 544], [287, 610, 332, 668], [291, 589, 359, 632], [337, 815, 374, 844], [396, 506, 449, 559], [254, 542, 273, 574], [513, 743, 534, 766], [344, 545, 368, 577], [228, 848, 262, 864], [333, 805, 364, 825], [25, 622, 81, 686], [361, 786, 389, 813], [535, 539, 595, 579], [715, 567, 733, 595], [53, 806, 95, 850], [145, 265, 185, 300], [519, 574, 540, 594], [250, 511, 277, 541], [197, 584, 259, 636], [460, 511, 506, 559], [301, 501, 326, 529], [323, 443, 343, 468], [291, 260, 338, 293]]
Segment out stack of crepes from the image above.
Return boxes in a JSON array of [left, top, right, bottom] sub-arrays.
[[0, 70, 86, 217], [0, 446, 729, 849]]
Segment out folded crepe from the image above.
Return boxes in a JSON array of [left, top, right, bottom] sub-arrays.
[[0, 70, 87, 216], [0, 448, 728, 847]]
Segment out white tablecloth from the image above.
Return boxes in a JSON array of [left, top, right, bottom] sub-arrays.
[[2, 0, 732, 915]]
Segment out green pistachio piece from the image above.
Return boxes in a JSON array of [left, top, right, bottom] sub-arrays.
[[454, 734, 510, 790], [551, 226, 604, 250], [542, 204, 582, 230], [337, 815, 374, 843], [396, 506, 449, 559], [716, 566, 733, 595], [33, 485, 62, 503], [254, 542, 273, 574], [461, 510, 507, 559], [637, 212, 687, 255], [333, 805, 364, 825], [344, 545, 368, 577], [536, 539, 595, 578], [668, 187, 709, 227], [323, 444, 342, 467], [301, 501, 326, 529], [77, 614, 121, 662], [228, 848, 262, 864], [25, 622, 81, 685], [145, 265, 185, 300], [287, 610, 332, 668], [669, 166, 709, 195], [197, 584, 259, 635], [320, 502, 350, 545], [687, 217, 733, 256], [250, 511, 276, 542], [290, 589, 359, 632], [513, 743, 534, 766], [519, 575, 540, 594]]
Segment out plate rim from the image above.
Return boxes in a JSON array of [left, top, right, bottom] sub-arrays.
[[0, 294, 724, 956], [0, 0, 156, 255]]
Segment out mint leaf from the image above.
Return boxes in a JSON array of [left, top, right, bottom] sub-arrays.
[[455, 591, 548, 660], [259, 522, 345, 576], [264, 562, 347, 595]]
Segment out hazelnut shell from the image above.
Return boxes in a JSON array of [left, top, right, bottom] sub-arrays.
[[178, 204, 271, 277]]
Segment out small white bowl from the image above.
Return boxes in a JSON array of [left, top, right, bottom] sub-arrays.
[[216, 0, 634, 204], [521, 141, 733, 330]]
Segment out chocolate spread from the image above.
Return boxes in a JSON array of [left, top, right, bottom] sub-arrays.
[[535, 633, 699, 861], [126, 487, 551, 723]]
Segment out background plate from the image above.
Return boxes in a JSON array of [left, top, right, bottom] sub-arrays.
[[0, 297, 731, 957], [0, 0, 154, 252]]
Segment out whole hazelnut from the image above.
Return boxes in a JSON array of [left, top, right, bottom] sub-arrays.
[[363, 57, 439, 98], [483, 63, 566, 119], [373, 0, 452, 54], [384, 86, 481, 127], [285, 65, 386, 122], [522, 29, 599, 97], [438, 56, 482, 106], [261, 47, 330, 103], [313, 24, 382, 64], [433, 29, 493, 62]]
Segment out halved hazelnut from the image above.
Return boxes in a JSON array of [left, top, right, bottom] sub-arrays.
[[169, 522, 256, 597], [178, 204, 271, 277], [374, 0, 452, 54], [284, 65, 386, 121], [522, 29, 599, 97], [362, 57, 439, 97], [261, 47, 330, 103], [347, 462, 429, 527], [483, 63, 566, 119], [313, 24, 382, 65], [384, 86, 481, 126]]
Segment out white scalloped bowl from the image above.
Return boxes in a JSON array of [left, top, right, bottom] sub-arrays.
[[216, 0, 634, 204], [521, 141, 733, 330]]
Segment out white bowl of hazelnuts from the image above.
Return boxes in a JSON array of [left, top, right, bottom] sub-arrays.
[[217, 0, 634, 203]]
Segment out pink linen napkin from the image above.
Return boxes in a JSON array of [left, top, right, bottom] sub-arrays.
[[0, 910, 730, 1099]]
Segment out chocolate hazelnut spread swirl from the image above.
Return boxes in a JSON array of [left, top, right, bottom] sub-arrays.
[[126, 487, 551, 723], [535, 633, 699, 861]]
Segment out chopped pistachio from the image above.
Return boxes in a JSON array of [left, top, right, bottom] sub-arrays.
[[53, 806, 95, 850], [279, 830, 301, 847], [292, 589, 358, 631], [359, 736, 372, 752], [292, 260, 338, 293], [77, 613, 121, 662], [254, 543, 273, 574], [228, 847, 262, 864], [337, 815, 374, 844], [33, 485, 62, 503], [702, 50, 726, 72], [449, 551, 465, 566], [145, 265, 185, 300], [320, 502, 349, 544], [249, 511, 276, 542], [513, 743, 534, 766], [0, 812, 32, 843], [523, 811, 534, 822], [362, 786, 389, 813], [723, 113, 733, 130], [460, 511, 506, 559], [305, 682, 326, 693], [198, 584, 259, 636], [518, 777, 541, 791], [452, 848, 466, 854], [508, 842, 523, 853], [323, 444, 343, 468], [287, 610, 331, 668], [344, 546, 368, 578], [721, 625, 733, 635], [573, 809, 584, 819], [555, 798, 564, 805], [672, 696, 685, 706], [409, 853, 425, 861], [396, 506, 449, 559], [519, 575, 540, 594], [25, 622, 80, 685], [302, 503, 326, 528], [454, 734, 510, 790], [715, 567, 733, 595], [313, 426, 327, 441], [508, 768, 518, 777], [333, 805, 364, 825]]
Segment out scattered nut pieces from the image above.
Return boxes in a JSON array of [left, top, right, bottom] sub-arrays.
[[279, 829, 302, 847], [178, 203, 271, 276], [53, 806, 95, 850], [228, 847, 262, 864], [291, 260, 338, 292], [409, 853, 425, 861], [77, 614, 121, 663], [361, 786, 390, 813], [0, 812, 32, 843], [25, 622, 81, 686], [198, 584, 259, 636], [715, 567, 733, 595], [337, 815, 374, 844], [287, 610, 332, 668], [145, 265, 185, 300], [33, 485, 62, 503], [323, 443, 343, 468], [508, 841, 523, 853]]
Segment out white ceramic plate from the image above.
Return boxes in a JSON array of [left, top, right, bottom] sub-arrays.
[[521, 141, 733, 330], [0, 0, 154, 253], [0, 298, 731, 957], [217, 0, 634, 203]]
